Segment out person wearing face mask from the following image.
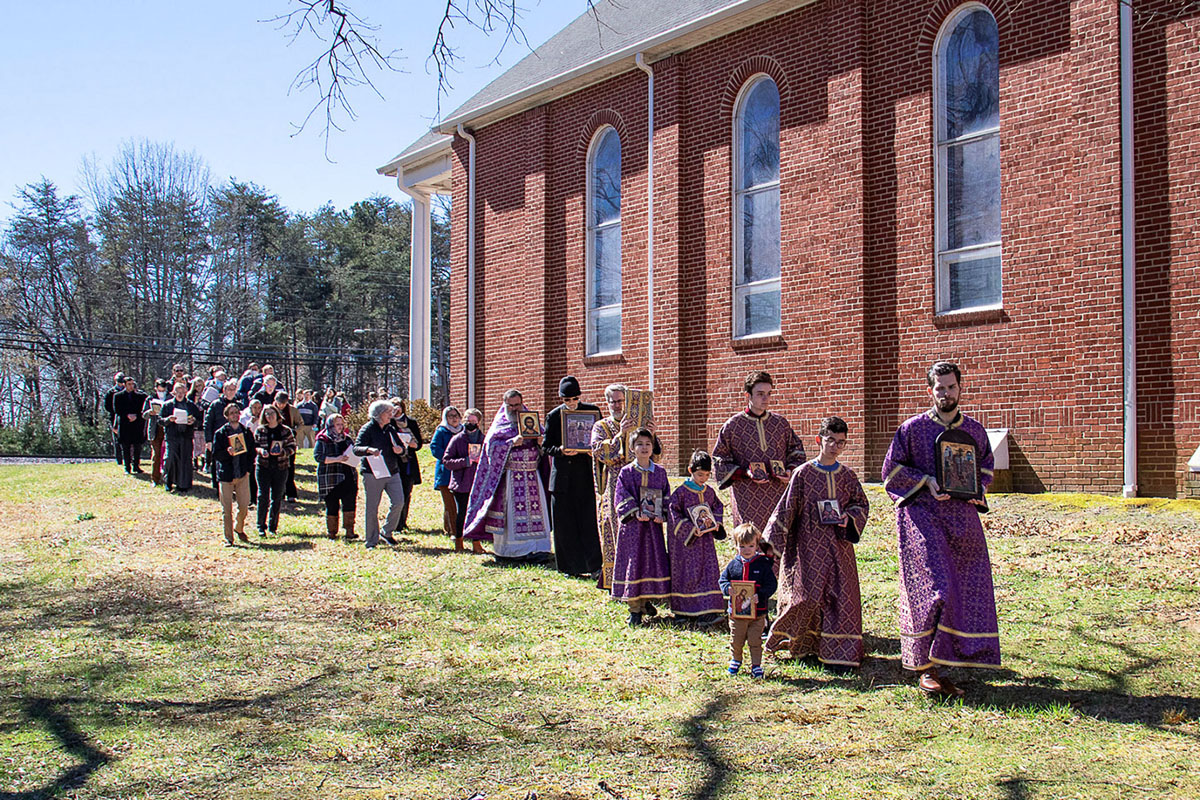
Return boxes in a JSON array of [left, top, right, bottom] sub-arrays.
[[161, 382, 202, 493], [254, 405, 297, 537], [389, 399, 424, 533], [429, 406, 464, 543], [461, 390, 553, 564], [313, 413, 359, 541], [542, 376, 603, 578], [143, 378, 172, 485], [441, 408, 485, 552], [273, 392, 305, 503]]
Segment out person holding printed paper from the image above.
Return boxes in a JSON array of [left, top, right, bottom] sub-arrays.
[[712, 371, 806, 530], [212, 403, 254, 546], [442, 408, 485, 552], [719, 524, 778, 678], [253, 406, 296, 537], [143, 378, 171, 485], [389, 400, 424, 534], [611, 429, 672, 626], [354, 400, 407, 549], [665, 450, 727, 625], [762, 416, 870, 668], [161, 382, 202, 492], [313, 413, 359, 542]]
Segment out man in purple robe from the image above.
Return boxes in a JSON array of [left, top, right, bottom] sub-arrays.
[[712, 370, 806, 530], [882, 361, 998, 697], [462, 389, 553, 564]]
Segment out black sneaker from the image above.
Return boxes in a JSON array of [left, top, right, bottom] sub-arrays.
[[380, 533, 398, 546], [627, 612, 644, 627]]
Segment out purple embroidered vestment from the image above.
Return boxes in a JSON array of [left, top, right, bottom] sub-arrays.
[[665, 482, 726, 616], [610, 462, 672, 602], [712, 411, 806, 530], [763, 461, 869, 666], [882, 410, 1001, 671]]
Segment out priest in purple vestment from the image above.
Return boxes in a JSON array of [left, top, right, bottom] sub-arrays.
[[763, 416, 869, 667], [712, 370, 806, 530], [462, 389, 554, 565], [882, 361, 999, 698]]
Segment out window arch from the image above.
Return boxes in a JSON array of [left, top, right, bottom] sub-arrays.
[[733, 75, 781, 338], [934, 3, 1001, 312], [586, 125, 621, 354]]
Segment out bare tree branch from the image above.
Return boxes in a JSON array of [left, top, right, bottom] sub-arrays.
[[265, 1, 404, 160]]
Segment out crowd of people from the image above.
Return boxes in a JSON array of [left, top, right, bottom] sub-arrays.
[[102, 360, 999, 698]]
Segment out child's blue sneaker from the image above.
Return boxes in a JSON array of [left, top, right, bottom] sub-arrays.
[[751, 665, 765, 679], [728, 660, 741, 675]]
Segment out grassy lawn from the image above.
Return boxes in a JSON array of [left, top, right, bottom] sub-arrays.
[[1, 451, 1198, 799]]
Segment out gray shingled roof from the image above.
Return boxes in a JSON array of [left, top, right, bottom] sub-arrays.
[[443, 0, 738, 124]]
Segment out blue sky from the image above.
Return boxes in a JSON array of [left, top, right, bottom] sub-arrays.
[[0, 1, 586, 222]]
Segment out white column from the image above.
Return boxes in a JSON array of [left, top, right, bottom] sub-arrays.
[[407, 191, 433, 402]]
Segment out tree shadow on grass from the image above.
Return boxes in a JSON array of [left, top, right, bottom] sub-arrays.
[[0, 669, 337, 800], [680, 695, 734, 800], [255, 540, 316, 552]]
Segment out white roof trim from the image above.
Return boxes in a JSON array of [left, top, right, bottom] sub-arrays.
[[377, 134, 454, 177], [436, 0, 781, 133]]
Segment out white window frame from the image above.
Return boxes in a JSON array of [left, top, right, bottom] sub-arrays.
[[732, 74, 782, 339], [933, 2, 1002, 315], [586, 125, 622, 355]]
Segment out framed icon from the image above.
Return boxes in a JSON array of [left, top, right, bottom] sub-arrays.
[[640, 487, 664, 520], [468, 442, 482, 464], [934, 428, 982, 501], [562, 409, 599, 454], [770, 459, 789, 480], [818, 498, 842, 525], [228, 432, 247, 456], [518, 411, 541, 438], [729, 580, 757, 620], [748, 461, 768, 482]]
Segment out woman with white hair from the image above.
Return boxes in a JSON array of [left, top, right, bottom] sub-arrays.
[[353, 399, 407, 549]]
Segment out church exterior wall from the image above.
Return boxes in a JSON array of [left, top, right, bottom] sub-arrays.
[[447, 0, 1199, 495]]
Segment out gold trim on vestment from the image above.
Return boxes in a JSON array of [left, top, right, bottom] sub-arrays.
[[980, 467, 993, 476], [672, 590, 725, 599], [899, 628, 935, 639], [807, 630, 862, 640], [612, 576, 673, 585], [903, 661, 936, 672], [891, 476, 928, 506], [930, 656, 1000, 669], [819, 658, 861, 667], [885, 464, 904, 483], [937, 624, 999, 639]]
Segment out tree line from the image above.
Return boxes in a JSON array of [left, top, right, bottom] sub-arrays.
[[0, 139, 450, 445]]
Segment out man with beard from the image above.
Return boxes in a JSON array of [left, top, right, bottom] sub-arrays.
[[712, 370, 806, 530], [882, 361, 998, 698], [113, 376, 148, 473], [542, 376, 603, 577], [462, 389, 553, 564]]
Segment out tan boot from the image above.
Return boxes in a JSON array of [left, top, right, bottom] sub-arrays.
[[326, 515, 339, 540], [343, 511, 358, 542]]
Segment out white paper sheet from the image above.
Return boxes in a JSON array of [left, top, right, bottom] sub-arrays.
[[366, 453, 390, 479]]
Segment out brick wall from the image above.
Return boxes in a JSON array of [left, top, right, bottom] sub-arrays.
[[444, 0, 1198, 494]]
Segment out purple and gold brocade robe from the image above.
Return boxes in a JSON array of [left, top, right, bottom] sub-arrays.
[[665, 482, 726, 616], [882, 409, 1000, 671], [591, 416, 629, 590], [611, 462, 672, 603], [712, 410, 806, 531], [763, 461, 869, 666]]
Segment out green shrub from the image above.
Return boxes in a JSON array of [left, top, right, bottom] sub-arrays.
[[0, 414, 109, 456]]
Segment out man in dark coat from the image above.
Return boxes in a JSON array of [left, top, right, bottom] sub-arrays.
[[103, 372, 125, 466], [542, 376, 603, 577], [113, 376, 148, 473]]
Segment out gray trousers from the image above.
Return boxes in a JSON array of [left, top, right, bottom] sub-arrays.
[[363, 471, 406, 547]]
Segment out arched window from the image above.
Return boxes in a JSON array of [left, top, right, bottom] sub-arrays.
[[935, 4, 1001, 312], [733, 75, 781, 338], [586, 126, 622, 354]]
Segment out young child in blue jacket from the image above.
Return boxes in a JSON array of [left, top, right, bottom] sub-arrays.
[[719, 523, 778, 678]]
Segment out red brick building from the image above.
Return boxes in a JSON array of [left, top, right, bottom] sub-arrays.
[[380, 0, 1199, 496]]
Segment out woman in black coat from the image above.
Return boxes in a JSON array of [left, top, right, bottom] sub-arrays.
[[161, 382, 202, 492], [390, 400, 424, 532]]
